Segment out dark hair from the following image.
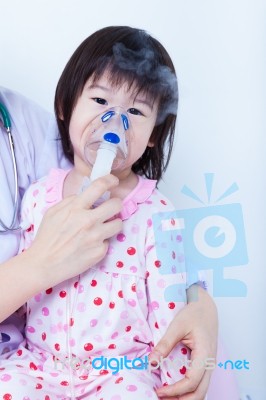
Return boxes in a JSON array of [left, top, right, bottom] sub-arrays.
[[54, 26, 178, 182]]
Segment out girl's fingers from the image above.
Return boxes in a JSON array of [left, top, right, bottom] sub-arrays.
[[158, 370, 212, 400]]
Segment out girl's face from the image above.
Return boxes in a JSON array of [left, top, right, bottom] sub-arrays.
[[68, 71, 158, 180]]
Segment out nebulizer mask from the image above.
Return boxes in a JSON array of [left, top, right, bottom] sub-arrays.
[[79, 107, 129, 200]]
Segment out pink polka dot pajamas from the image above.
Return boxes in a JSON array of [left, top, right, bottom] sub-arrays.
[[0, 169, 189, 400]]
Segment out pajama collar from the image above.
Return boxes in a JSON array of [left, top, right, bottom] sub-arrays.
[[45, 168, 157, 221]]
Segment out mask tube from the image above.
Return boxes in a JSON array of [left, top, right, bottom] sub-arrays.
[[84, 107, 129, 181]]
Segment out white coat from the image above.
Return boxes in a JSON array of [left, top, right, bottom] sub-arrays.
[[0, 87, 71, 354]]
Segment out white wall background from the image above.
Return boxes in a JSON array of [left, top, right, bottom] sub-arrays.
[[1, 0, 265, 398]]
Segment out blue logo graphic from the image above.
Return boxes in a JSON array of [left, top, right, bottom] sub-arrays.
[[153, 173, 248, 298]]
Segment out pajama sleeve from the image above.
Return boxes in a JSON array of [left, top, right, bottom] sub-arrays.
[[18, 185, 38, 254], [145, 208, 190, 385]]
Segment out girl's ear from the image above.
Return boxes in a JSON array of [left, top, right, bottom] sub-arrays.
[[147, 140, 154, 147]]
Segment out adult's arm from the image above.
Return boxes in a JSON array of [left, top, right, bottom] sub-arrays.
[[0, 175, 122, 323], [150, 284, 218, 400]]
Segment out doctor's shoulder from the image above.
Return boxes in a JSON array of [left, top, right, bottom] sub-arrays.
[[0, 86, 54, 148], [0, 86, 51, 123]]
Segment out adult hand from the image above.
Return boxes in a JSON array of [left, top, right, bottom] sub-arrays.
[[149, 285, 218, 400], [0, 174, 122, 322], [28, 174, 122, 284]]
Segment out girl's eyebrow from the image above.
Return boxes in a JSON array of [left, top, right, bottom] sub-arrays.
[[133, 97, 153, 111], [87, 84, 111, 92]]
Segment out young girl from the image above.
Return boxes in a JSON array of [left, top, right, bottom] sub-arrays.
[[1, 26, 193, 399]]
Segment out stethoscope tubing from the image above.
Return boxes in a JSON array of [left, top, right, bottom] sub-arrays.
[[0, 103, 21, 232]]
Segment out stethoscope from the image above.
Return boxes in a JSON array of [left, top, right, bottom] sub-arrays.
[[0, 103, 20, 232]]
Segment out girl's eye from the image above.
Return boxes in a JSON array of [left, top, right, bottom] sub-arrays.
[[93, 98, 107, 105], [128, 108, 143, 116]]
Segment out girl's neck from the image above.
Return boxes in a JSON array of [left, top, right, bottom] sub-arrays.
[[63, 166, 139, 201]]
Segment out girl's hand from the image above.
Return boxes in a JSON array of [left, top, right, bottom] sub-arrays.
[[149, 285, 218, 400]]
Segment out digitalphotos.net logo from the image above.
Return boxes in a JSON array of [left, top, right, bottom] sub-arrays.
[[53, 354, 250, 375], [153, 173, 248, 298]]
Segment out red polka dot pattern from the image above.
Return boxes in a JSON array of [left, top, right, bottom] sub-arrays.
[[127, 247, 136, 255], [84, 343, 93, 351], [93, 297, 103, 306], [8, 169, 188, 396]]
